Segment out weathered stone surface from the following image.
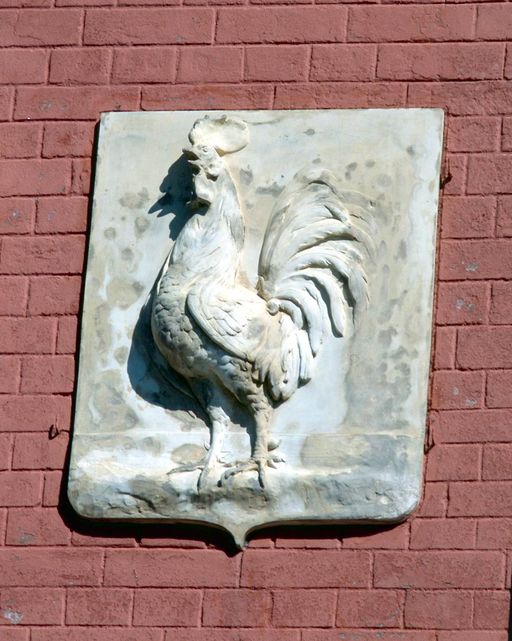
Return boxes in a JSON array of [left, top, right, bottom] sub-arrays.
[[69, 109, 443, 546]]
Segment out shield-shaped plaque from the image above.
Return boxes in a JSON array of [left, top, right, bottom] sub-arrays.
[[68, 109, 443, 547]]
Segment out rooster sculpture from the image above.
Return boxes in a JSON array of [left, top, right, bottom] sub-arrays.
[[151, 115, 371, 491]]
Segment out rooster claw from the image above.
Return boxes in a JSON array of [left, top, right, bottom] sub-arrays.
[[219, 453, 284, 489]]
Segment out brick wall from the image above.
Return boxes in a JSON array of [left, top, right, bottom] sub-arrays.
[[0, 1, 511, 639]]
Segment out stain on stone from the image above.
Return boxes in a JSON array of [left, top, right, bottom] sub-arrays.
[[104, 227, 116, 240], [312, 157, 322, 165], [91, 369, 138, 431], [120, 188, 150, 210], [377, 174, 392, 188], [256, 181, 282, 196], [304, 128, 315, 136], [106, 277, 144, 309], [135, 215, 150, 236], [465, 262, 479, 273], [406, 145, 415, 156], [346, 162, 358, 172], [2, 609, 23, 625], [171, 443, 204, 465], [365, 160, 376, 168], [114, 346, 129, 364], [121, 248, 134, 262], [239, 168, 253, 185]]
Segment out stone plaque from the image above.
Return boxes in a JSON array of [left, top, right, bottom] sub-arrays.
[[69, 109, 443, 547]]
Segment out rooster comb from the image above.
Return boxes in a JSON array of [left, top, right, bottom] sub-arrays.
[[188, 115, 250, 155]]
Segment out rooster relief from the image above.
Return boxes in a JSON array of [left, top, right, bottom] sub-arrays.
[[150, 115, 372, 492]]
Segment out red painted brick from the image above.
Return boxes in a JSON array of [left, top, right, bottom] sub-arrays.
[[15, 87, 140, 121], [32, 629, 162, 641], [216, 7, 347, 43], [378, 43, 504, 81], [50, 48, 112, 85], [142, 84, 273, 110], [483, 443, 512, 479], [348, 6, 474, 42], [12, 432, 68, 470], [133, 589, 200, 626], [20, 355, 75, 394], [0, 356, 20, 394], [410, 81, 512, 116], [477, 518, 512, 549], [241, 550, 371, 587], [0, 50, 47, 87], [431, 371, 484, 410], [441, 196, 496, 239], [0, 318, 56, 354], [487, 370, 512, 408], [426, 444, 481, 480], [436, 281, 489, 325], [474, 590, 510, 629], [42, 471, 61, 507], [477, 4, 512, 40], [303, 631, 435, 641], [0, 276, 28, 315], [66, 588, 132, 625], [204, 589, 270, 627], [468, 153, 512, 194], [245, 45, 309, 82], [56, 317, 78, 354], [217, 7, 347, 43], [177, 46, 243, 83], [0, 124, 42, 160], [375, 550, 505, 588], [0, 10, 81, 46], [0, 160, 70, 198], [449, 116, 501, 152], [0, 87, 14, 121], [104, 550, 238, 587], [43, 123, 94, 159], [341, 523, 409, 549], [0, 433, 12, 470], [438, 633, 507, 641], [274, 82, 407, 109], [56, 0, 114, 4], [458, 327, 512, 369], [163, 632, 293, 641], [71, 532, 137, 546], [274, 534, 339, 549], [336, 589, 404, 628], [405, 590, 472, 629], [0, 629, 29, 641], [0, 549, 102, 587], [449, 481, 512, 517], [71, 158, 92, 195], [310, 44, 376, 81], [139, 535, 208, 548], [410, 518, 477, 549], [0, 395, 70, 433], [496, 196, 512, 237], [36, 197, 88, 234], [503, 116, 512, 151], [434, 327, 456, 369], [272, 589, 336, 627], [0, 588, 64, 625], [439, 240, 512, 281], [113, 47, 177, 83], [84, 8, 214, 45], [0, 236, 85, 275], [417, 482, 447, 517], [490, 281, 512, 324], [29, 276, 81, 316], [0, 472, 42, 506], [441, 154, 467, 196], [433, 409, 512, 443], [5, 508, 70, 546]]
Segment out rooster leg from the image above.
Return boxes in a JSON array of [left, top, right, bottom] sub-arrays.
[[220, 393, 283, 489], [167, 384, 230, 492]]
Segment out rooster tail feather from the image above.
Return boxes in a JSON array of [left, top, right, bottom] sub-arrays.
[[258, 168, 372, 401]]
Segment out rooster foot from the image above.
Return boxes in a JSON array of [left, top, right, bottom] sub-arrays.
[[219, 453, 285, 489], [167, 453, 219, 492]]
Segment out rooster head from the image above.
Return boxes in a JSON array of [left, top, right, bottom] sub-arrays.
[[183, 115, 250, 207]]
